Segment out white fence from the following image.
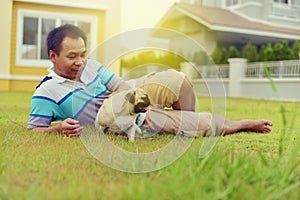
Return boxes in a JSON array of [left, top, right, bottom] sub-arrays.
[[186, 59, 300, 101]]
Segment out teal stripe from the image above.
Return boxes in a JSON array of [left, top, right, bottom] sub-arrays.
[[30, 97, 68, 120]]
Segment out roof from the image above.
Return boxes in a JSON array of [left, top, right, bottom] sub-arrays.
[[157, 3, 300, 40]]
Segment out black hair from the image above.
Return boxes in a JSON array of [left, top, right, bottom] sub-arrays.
[[47, 24, 87, 56]]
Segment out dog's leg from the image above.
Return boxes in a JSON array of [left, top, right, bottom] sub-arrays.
[[127, 126, 136, 142]]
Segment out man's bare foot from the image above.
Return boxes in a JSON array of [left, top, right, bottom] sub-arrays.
[[212, 116, 273, 136], [239, 119, 273, 134]]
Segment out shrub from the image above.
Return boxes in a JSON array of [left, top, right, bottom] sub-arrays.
[[259, 43, 274, 61], [228, 45, 241, 59], [210, 47, 228, 64], [292, 40, 300, 59], [272, 40, 293, 61], [242, 42, 258, 62]]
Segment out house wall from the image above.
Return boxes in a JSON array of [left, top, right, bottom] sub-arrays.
[[1, 0, 121, 92], [9, 1, 107, 91], [0, 0, 13, 91]]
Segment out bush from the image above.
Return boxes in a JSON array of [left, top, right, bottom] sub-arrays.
[[242, 42, 258, 62], [259, 43, 274, 61], [228, 45, 240, 59], [272, 40, 293, 61], [210, 47, 228, 64], [292, 40, 300, 59]]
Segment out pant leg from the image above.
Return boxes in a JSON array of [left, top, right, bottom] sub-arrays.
[[142, 107, 212, 137], [174, 76, 196, 111]]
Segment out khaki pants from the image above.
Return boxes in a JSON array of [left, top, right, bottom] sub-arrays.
[[142, 107, 212, 137]]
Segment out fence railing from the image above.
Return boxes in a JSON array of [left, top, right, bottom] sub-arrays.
[[198, 60, 300, 79], [198, 64, 229, 78], [246, 60, 300, 78]]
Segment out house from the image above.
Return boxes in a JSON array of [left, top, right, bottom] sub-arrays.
[[154, 0, 300, 57], [0, 0, 122, 92]]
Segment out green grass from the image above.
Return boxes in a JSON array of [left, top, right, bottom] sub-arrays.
[[1, 91, 300, 199]]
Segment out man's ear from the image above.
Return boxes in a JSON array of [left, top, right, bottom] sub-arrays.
[[125, 91, 136, 104], [49, 50, 57, 62]]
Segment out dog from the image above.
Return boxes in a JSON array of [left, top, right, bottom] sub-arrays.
[[95, 88, 150, 142]]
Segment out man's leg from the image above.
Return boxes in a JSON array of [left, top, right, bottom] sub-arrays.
[[172, 76, 196, 112], [142, 107, 272, 137], [213, 115, 273, 135], [142, 107, 213, 137]]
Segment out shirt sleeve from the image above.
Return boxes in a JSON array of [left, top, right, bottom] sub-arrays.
[[96, 63, 126, 92], [27, 96, 66, 128]]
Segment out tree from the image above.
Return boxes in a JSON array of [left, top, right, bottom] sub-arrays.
[[210, 47, 228, 64], [272, 40, 293, 61], [242, 42, 258, 62], [259, 43, 273, 61], [292, 40, 300, 59], [192, 50, 209, 65], [228, 45, 240, 59]]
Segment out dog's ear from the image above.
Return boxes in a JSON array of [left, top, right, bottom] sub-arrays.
[[125, 91, 136, 104]]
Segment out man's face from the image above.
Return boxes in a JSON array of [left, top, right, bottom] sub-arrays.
[[49, 36, 87, 81]]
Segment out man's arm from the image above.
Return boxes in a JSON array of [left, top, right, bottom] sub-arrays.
[[29, 118, 83, 137], [115, 81, 131, 92]]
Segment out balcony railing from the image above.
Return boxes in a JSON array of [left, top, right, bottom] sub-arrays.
[[271, 3, 300, 19]]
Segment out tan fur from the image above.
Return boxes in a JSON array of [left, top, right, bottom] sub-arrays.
[[95, 88, 150, 142]]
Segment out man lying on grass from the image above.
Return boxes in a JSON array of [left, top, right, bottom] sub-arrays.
[[27, 24, 272, 138]]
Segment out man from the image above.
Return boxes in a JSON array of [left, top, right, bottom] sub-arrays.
[[28, 24, 272, 137]]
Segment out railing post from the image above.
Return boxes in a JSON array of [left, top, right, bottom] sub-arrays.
[[228, 58, 247, 98]]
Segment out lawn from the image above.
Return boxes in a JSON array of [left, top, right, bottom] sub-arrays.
[[0, 91, 300, 200]]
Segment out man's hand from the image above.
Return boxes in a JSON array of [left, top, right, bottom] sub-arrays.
[[60, 118, 83, 137], [30, 118, 83, 137]]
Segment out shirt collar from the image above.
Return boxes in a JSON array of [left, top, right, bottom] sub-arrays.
[[48, 67, 68, 83], [48, 67, 85, 84]]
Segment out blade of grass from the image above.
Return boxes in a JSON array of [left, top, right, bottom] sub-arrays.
[[263, 65, 277, 93]]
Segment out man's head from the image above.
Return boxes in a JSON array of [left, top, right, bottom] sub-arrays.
[[47, 24, 87, 56], [47, 24, 87, 81]]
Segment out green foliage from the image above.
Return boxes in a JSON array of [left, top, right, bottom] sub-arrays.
[[272, 40, 294, 61], [211, 47, 228, 64], [228, 45, 241, 58], [192, 50, 209, 65], [292, 40, 300, 59], [259, 43, 274, 61], [242, 42, 258, 62], [120, 50, 185, 71], [211, 40, 299, 64]]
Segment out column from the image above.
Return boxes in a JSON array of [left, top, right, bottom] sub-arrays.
[[228, 58, 247, 98]]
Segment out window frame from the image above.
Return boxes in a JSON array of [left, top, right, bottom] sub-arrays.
[[273, 0, 291, 6], [16, 9, 98, 68]]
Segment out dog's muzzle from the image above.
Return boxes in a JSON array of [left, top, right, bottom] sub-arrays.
[[134, 95, 150, 113]]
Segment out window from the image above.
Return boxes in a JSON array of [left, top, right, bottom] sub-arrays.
[[274, 0, 290, 5], [226, 0, 239, 7], [16, 9, 97, 67]]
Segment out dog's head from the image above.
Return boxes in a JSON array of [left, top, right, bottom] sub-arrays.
[[125, 88, 150, 113]]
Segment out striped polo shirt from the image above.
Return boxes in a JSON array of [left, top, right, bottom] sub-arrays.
[[28, 59, 125, 128]]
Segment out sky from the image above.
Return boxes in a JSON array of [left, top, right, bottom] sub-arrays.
[[121, 0, 179, 32], [120, 0, 179, 49]]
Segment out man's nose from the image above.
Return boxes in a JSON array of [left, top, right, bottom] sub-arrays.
[[75, 58, 85, 66]]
